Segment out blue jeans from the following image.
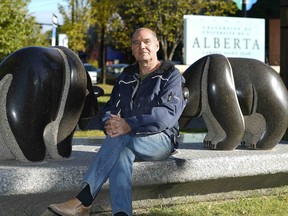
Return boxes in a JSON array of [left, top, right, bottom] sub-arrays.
[[81, 132, 172, 216]]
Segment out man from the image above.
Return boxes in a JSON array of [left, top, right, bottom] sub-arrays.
[[48, 27, 186, 216]]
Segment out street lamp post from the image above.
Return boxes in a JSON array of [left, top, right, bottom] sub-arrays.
[[51, 14, 58, 46]]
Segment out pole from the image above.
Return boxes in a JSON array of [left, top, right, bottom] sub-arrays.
[[242, 0, 247, 17], [280, 0, 288, 140], [51, 14, 58, 47]]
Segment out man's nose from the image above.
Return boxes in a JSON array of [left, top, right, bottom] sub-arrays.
[[140, 41, 145, 49]]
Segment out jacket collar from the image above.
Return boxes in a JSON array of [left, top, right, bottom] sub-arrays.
[[123, 60, 175, 76]]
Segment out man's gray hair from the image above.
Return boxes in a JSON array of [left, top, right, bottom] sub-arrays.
[[131, 28, 158, 41]]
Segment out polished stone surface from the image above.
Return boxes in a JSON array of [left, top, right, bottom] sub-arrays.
[[181, 54, 288, 150], [0, 46, 100, 162]]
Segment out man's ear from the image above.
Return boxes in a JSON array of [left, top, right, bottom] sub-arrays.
[[156, 41, 160, 51]]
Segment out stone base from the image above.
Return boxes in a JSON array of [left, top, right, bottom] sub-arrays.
[[1, 136, 288, 215]]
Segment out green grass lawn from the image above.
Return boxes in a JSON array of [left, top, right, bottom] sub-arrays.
[[93, 186, 288, 216], [96, 84, 113, 105], [73, 128, 207, 138], [134, 186, 288, 216]]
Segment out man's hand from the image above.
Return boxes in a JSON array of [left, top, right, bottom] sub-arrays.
[[104, 114, 132, 137]]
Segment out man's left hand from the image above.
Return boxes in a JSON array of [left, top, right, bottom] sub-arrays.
[[104, 114, 131, 137]]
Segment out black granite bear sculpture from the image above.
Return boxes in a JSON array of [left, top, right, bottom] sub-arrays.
[[180, 54, 288, 150], [0, 46, 101, 162]]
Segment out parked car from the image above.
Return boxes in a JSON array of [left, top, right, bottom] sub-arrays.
[[83, 63, 101, 85], [106, 63, 129, 84]]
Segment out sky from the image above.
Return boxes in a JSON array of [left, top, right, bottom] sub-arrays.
[[28, 0, 68, 32]]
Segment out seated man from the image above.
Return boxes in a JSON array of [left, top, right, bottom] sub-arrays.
[[48, 27, 186, 216]]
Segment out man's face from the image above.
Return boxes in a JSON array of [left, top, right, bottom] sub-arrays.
[[131, 29, 159, 63]]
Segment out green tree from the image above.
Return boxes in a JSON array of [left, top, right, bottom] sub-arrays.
[[58, 0, 90, 53], [0, 0, 48, 61], [110, 0, 238, 61], [90, 0, 119, 84]]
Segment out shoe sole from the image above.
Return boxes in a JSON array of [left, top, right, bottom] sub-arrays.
[[47, 206, 65, 216]]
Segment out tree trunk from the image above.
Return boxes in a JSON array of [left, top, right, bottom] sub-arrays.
[[160, 38, 168, 60], [99, 26, 106, 84], [168, 39, 181, 61]]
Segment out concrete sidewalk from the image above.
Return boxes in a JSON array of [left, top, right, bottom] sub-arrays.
[[1, 134, 288, 216]]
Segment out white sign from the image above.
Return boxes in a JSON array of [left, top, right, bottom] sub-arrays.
[[58, 34, 69, 47], [184, 15, 265, 65]]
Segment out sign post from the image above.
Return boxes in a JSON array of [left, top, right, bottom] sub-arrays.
[[51, 14, 58, 46], [242, 0, 247, 17], [233, 0, 257, 16]]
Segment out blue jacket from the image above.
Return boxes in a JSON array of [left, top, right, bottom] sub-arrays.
[[101, 60, 186, 141]]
